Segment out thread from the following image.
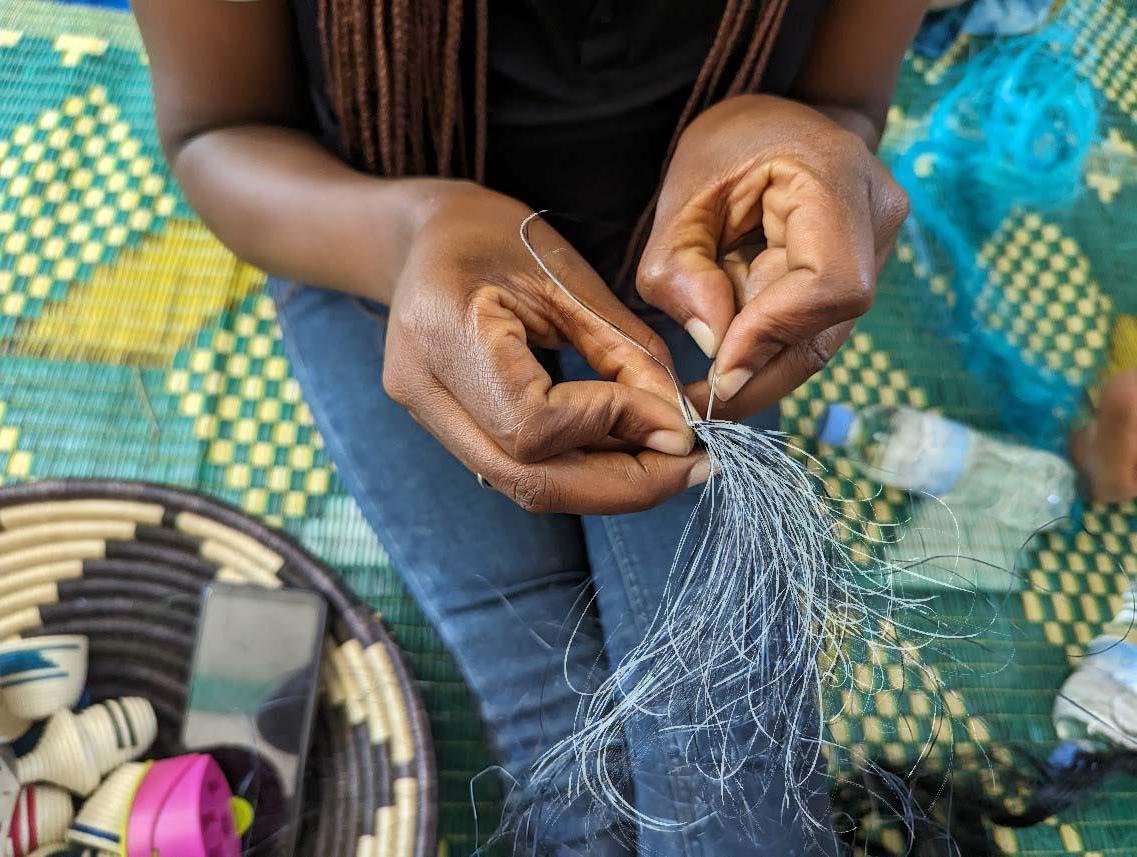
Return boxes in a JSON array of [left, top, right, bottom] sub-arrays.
[[520, 213, 697, 426], [893, 26, 1099, 447], [509, 213, 971, 848]]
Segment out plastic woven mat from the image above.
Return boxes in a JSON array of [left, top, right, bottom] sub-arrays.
[[0, 1, 1135, 854]]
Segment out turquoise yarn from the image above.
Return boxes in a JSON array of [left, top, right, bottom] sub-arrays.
[[894, 28, 1098, 448]]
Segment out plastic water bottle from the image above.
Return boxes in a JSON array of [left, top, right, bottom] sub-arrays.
[[817, 404, 1076, 532]]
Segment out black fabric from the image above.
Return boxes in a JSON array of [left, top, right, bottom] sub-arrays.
[[289, 0, 830, 281]]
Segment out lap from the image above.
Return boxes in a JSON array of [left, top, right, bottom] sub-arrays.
[[271, 281, 600, 766], [274, 280, 829, 855]]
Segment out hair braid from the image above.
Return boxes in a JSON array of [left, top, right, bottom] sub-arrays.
[[371, 1, 394, 173], [406, 23, 427, 173], [731, 0, 790, 95], [437, 0, 464, 176], [317, 0, 790, 272], [323, 0, 355, 162], [349, 0, 377, 169], [390, 0, 409, 174], [473, 0, 489, 184], [703, 0, 750, 112]]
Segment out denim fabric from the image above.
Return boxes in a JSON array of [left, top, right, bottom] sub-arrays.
[[271, 280, 838, 857]]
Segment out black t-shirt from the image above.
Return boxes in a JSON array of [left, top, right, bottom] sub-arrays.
[[290, 0, 830, 280]]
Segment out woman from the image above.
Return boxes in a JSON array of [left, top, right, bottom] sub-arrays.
[[132, 1, 922, 853]]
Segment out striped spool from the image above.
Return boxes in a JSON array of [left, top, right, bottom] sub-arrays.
[[8, 784, 73, 857], [0, 480, 436, 857]]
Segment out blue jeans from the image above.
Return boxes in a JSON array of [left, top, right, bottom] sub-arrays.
[[272, 281, 837, 857]]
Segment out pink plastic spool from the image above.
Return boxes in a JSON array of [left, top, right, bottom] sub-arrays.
[[125, 754, 240, 857]]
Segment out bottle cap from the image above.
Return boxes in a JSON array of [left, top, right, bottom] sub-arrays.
[[817, 404, 856, 446], [231, 796, 254, 836]]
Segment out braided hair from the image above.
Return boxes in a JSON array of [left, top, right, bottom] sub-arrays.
[[318, 0, 791, 270]]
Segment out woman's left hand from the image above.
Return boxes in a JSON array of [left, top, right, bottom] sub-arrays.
[[638, 94, 909, 420]]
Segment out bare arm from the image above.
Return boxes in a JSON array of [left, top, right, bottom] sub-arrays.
[[132, 0, 707, 514], [791, 0, 928, 149], [132, 0, 435, 301]]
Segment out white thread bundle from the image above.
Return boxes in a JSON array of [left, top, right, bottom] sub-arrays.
[[520, 420, 946, 841], [511, 213, 960, 847]]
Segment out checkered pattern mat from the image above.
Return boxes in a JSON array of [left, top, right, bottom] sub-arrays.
[[0, 1, 1135, 854]]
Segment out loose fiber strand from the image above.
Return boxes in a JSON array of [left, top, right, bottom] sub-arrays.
[[508, 212, 975, 849]]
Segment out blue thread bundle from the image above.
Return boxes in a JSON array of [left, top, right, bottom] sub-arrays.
[[894, 28, 1099, 447]]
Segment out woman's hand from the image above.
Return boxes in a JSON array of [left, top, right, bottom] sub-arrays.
[[637, 94, 909, 420], [382, 183, 707, 515]]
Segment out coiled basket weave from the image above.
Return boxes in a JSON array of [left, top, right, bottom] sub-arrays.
[[0, 479, 437, 857]]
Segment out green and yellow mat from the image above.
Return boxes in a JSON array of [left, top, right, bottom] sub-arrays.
[[0, 1, 1135, 854]]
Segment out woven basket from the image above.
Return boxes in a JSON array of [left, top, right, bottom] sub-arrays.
[[0, 479, 436, 857]]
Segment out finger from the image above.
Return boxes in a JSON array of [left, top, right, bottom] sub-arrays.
[[524, 228, 691, 416], [735, 245, 788, 307], [407, 382, 710, 515], [712, 168, 875, 401], [432, 289, 694, 462], [721, 252, 750, 305], [493, 379, 697, 462], [524, 446, 711, 515], [637, 187, 744, 360], [709, 246, 793, 387], [687, 321, 854, 420], [551, 287, 689, 416], [584, 435, 638, 453]]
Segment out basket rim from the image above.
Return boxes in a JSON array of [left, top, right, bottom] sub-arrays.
[[0, 477, 438, 857]]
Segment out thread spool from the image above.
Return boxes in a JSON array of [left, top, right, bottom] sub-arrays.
[[67, 763, 149, 853], [17, 699, 157, 796], [0, 638, 88, 721], [0, 704, 31, 746], [6, 785, 74, 857]]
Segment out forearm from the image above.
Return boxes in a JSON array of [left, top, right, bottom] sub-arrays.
[[170, 125, 450, 303], [788, 0, 928, 152]]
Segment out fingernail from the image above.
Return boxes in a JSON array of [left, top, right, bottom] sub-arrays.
[[686, 455, 712, 488], [684, 319, 718, 359], [714, 367, 753, 402], [645, 429, 695, 457], [684, 397, 700, 422]]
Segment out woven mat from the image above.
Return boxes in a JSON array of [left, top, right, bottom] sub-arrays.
[[0, 1, 1135, 854]]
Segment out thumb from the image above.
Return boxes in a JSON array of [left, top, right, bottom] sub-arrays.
[[636, 192, 737, 360]]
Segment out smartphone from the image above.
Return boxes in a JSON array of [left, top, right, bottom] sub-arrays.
[[181, 584, 327, 857]]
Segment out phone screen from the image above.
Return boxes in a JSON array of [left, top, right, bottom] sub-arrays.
[[182, 584, 327, 856]]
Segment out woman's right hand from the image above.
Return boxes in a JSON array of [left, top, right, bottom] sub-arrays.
[[379, 183, 709, 515]]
